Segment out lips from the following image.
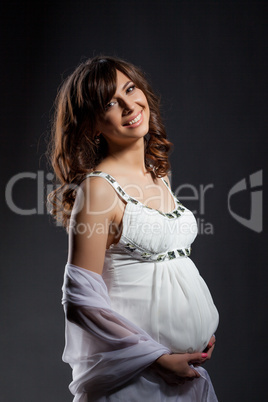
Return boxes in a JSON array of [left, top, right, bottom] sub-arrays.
[[123, 110, 143, 126]]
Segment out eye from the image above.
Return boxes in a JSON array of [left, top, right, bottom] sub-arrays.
[[105, 100, 117, 111], [126, 84, 136, 93]]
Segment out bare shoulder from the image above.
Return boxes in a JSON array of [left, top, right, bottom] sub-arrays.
[[73, 175, 119, 218], [82, 175, 117, 200]]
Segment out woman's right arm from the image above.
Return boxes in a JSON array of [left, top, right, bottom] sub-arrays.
[[68, 176, 119, 274]]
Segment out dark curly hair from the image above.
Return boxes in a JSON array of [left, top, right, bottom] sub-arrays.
[[47, 55, 173, 230]]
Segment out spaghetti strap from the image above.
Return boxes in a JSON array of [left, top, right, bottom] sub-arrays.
[[161, 177, 173, 194], [84, 171, 184, 218], [160, 176, 179, 206], [84, 171, 131, 204]]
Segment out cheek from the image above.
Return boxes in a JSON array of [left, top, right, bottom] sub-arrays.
[[140, 94, 149, 114], [99, 115, 118, 130], [144, 97, 150, 113], [135, 89, 147, 103]]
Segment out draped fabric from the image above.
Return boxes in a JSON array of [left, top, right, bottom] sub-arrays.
[[62, 263, 171, 399]]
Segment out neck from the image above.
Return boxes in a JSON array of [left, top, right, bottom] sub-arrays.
[[105, 138, 148, 175]]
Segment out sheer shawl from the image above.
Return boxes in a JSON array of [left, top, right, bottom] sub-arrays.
[[62, 263, 171, 399]]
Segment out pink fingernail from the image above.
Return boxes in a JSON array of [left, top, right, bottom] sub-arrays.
[[202, 353, 208, 358]]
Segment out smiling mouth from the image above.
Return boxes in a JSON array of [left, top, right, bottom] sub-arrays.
[[124, 111, 143, 126]]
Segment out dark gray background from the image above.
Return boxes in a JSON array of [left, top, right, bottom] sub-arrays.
[[1, 1, 267, 401]]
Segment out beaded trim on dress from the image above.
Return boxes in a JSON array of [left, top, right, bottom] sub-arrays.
[[85, 170, 186, 219], [84, 171, 193, 262]]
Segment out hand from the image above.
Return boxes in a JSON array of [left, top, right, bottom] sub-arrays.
[[151, 352, 208, 385], [193, 335, 216, 367], [204, 334, 216, 353]]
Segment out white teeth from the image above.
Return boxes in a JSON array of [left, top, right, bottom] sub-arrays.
[[128, 113, 141, 125]]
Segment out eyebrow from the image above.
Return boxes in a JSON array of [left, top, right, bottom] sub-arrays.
[[122, 80, 132, 91]]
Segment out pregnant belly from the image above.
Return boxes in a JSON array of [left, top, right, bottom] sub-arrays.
[[156, 259, 219, 353], [157, 279, 219, 353], [105, 257, 219, 353]]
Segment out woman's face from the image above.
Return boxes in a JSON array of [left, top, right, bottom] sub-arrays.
[[96, 70, 150, 146]]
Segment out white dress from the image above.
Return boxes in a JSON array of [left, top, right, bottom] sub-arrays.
[[62, 171, 219, 402]]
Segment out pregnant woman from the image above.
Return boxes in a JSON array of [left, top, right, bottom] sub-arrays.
[[48, 55, 219, 401]]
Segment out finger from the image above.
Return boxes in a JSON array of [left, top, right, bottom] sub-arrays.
[[187, 377, 195, 381], [184, 364, 201, 379], [200, 344, 215, 364], [176, 363, 200, 380], [208, 335, 216, 348], [188, 352, 208, 364], [190, 367, 200, 378], [206, 343, 215, 359]]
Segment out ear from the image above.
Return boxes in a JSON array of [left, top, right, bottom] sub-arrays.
[[94, 131, 102, 139]]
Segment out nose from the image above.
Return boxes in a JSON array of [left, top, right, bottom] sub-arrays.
[[119, 96, 135, 115]]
